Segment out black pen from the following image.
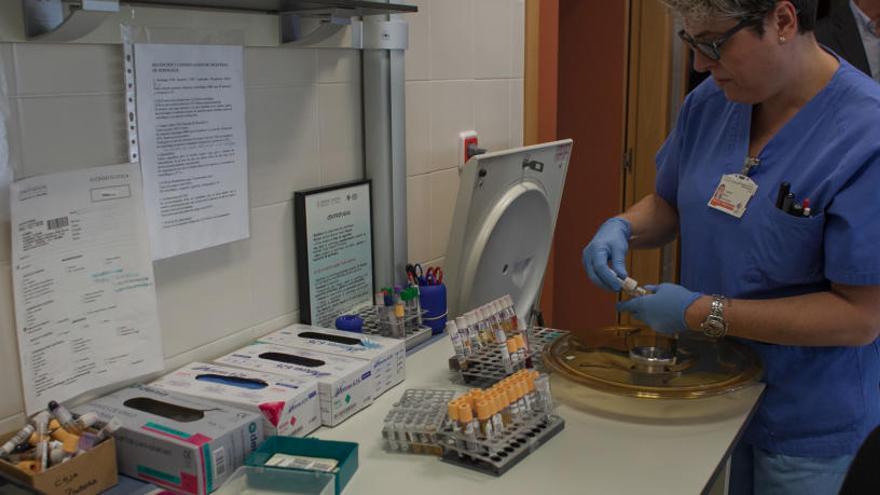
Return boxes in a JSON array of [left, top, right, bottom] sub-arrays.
[[776, 182, 791, 209], [781, 192, 795, 213]]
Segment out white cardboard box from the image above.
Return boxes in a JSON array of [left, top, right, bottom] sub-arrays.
[[215, 343, 374, 426], [150, 362, 321, 438], [258, 324, 406, 398], [73, 385, 263, 495]]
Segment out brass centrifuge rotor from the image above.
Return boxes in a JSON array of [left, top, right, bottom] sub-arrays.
[[543, 326, 762, 399]]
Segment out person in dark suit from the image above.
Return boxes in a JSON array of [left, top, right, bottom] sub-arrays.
[[816, 0, 879, 80]]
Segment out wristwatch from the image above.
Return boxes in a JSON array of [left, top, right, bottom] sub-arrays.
[[701, 295, 728, 338]]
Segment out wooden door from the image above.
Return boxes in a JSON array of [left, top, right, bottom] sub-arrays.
[[525, 0, 684, 330], [619, 0, 681, 324]]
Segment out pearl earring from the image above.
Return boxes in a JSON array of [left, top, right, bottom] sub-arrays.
[[779, 36, 786, 43]]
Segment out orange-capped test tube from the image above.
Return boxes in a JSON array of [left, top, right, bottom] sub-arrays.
[[458, 402, 473, 425], [514, 335, 527, 364], [458, 402, 478, 451], [517, 380, 530, 411], [475, 400, 493, 439], [448, 401, 460, 422], [506, 339, 519, 366], [490, 394, 506, 432]]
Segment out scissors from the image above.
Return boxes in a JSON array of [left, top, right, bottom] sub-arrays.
[[406, 264, 425, 286], [426, 266, 443, 285]]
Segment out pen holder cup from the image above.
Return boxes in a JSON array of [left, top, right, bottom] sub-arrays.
[[419, 283, 447, 335]]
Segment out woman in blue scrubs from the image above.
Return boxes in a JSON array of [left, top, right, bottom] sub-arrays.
[[582, 1, 880, 493]]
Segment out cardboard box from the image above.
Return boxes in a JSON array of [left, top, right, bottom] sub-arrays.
[[74, 385, 264, 495], [215, 343, 374, 427], [0, 431, 117, 495], [259, 324, 406, 398], [151, 362, 321, 438]]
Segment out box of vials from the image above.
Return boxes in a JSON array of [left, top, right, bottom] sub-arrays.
[[215, 343, 374, 427], [74, 385, 263, 495], [150, 362, 321, 438], [258, 324, 406, 398]]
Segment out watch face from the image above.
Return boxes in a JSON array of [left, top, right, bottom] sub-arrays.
[[703, 317, 726, 338]]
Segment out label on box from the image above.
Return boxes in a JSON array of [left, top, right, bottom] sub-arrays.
[[264, 453, 338, 472]]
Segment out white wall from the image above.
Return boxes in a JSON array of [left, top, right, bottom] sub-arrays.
[[404, 0, 525, 267], [0, 0, 524, 432]]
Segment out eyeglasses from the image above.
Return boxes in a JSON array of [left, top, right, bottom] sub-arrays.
[[678, 17, 759, 61]]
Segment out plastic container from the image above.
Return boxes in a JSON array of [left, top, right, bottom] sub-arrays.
[[215, 466, 334, 495], [246, 437, 358, 495], [334, 315, 364, 333], [419, 283, 447, 335]]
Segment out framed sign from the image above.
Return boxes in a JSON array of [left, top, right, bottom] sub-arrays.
[[294, 180, 374, 326]]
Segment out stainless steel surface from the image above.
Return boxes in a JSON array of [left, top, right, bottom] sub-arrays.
[[544, 326, 763, 399], [364, 5, 408, 288], [629, 345, 675, 374]]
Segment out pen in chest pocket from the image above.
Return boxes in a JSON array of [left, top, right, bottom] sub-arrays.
[[774, 181, 812, 218]]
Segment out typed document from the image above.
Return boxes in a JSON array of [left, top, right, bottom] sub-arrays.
[[134, 43, 249, 260]]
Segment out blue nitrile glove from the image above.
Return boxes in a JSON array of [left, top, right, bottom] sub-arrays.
[[616, 283, 702, 335], [582, 217, 632, 292]]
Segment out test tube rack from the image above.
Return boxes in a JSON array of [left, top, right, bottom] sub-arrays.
[[353, 305, 433, 350], [526, 327, 571, 372], [448, 327, 569, 387], [380, 387, 565, 477], [382, 389, 459, 455], [437, 410, 565, 477]]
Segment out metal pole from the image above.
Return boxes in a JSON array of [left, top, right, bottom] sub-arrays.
[[362, 9, 408, 289]]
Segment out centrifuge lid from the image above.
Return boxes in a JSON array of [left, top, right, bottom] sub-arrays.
[[543, 326, 763, 399], [443, 140, 573, 321]]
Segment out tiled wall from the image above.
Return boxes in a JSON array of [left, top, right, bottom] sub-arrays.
[[404, 0, 525, 267], [0, 0, 524, 431]]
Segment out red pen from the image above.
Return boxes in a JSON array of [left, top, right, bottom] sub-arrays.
[[802, 198, 811, 217]]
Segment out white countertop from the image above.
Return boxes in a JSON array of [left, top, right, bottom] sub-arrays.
[[314, 335, 764, 495]]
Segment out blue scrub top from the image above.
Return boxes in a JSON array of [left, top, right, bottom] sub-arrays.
[[656, 57, 880, 457]]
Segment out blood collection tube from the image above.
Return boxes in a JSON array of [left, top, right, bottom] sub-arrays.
[[48, 401, 80, 434], [500, 336, 513, 373], [454, 316, 471, 356], [534, 372, 553, 415], [447, 321, 467, 362], [490, 394, 505, 434], [476, 400, 494, 440], [33, 412, 50, 472], [507, 338, 520, 367], [1, 424, 34, 457], [503, 295, 522, 331], [457, 403, 478, 452], [465, 314, 482, 352]]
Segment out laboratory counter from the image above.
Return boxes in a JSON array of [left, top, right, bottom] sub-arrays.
[[314, 335, 765, 495]]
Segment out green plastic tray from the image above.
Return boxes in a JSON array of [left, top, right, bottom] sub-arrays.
[[246, 437, 358, 495]]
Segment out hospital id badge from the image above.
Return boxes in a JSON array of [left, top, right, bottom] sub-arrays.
[[707, 174, 757, 218]]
